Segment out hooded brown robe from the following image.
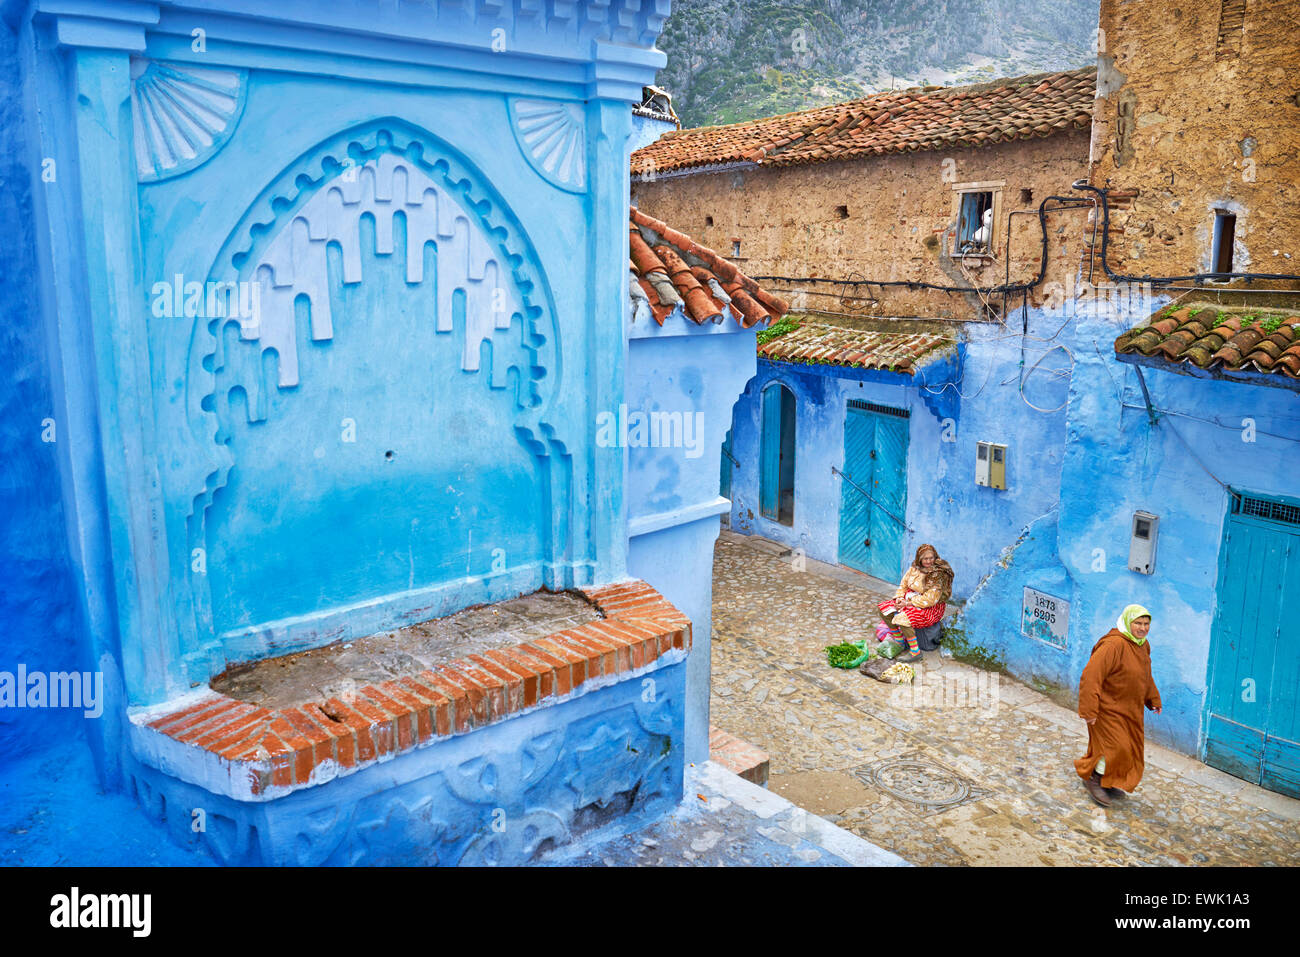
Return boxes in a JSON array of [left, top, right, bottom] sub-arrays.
[[1074, 629, 1162, 792]]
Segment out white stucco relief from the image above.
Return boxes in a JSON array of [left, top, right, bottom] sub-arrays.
[[240, 153, 525, 389]]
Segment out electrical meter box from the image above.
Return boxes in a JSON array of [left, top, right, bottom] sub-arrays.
[[976, 442, 1007, 490], [1128, 511, 1159, 574]]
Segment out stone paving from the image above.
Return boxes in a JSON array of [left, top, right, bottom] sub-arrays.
[[539, 761, 907, 867], [709, 531, 1300, 867]]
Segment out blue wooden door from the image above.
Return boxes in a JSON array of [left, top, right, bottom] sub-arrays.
[[759, 386, 782, 519], [837, 406, 875, 574], [869, 413, 909, 581], [1205, 494, 1300, 798], [838, 402, 909, 581]]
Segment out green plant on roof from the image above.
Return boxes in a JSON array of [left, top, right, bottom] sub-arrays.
[[756, 314, 801, 347], [1213, 311, 1231, 328], [1260, 315, 1286, 334], [1188, 307, 1205, 319]]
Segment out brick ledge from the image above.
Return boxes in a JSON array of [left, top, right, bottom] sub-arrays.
[[129, 581, 690, 801]]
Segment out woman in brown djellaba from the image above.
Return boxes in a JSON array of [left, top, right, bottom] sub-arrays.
[[1075, 604, 1162, 808]]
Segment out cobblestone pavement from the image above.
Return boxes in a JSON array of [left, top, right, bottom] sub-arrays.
[[710, 531, 1300, 867], [540, 762, 906, 867]]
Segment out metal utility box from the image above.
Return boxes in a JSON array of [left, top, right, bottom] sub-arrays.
[[1129, 511, 1159, 574], [976, 441, 1007, 490]]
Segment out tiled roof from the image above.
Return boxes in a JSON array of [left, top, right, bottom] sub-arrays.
[[632, 67, 1095, 176], [629, 206, 789, 327], [758, 320, 950, 374], [1115, 302, 1300, 379]]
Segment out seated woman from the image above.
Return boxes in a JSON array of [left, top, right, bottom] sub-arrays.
[[877, 544, 954, 662]]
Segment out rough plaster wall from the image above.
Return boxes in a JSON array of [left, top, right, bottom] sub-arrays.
[[1090, 0, 1300, 275], [0, 22, 84, 760], [632, 131, 1091, 319]]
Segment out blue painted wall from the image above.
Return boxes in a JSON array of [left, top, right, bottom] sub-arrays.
[[727, 310, 1071, 600], [10, 1, 673, 722], [726, 291, 1299, 760], [626, 317, 759, 763], [2, 0, 715, 863], [0, 16, 88, 763]]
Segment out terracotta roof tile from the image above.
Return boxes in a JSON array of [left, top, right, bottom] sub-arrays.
[[634, 67, 1096, 176], [1115, 301, 1300, 380], [628, 207, 788, 327], [757, 320, 950, 374]]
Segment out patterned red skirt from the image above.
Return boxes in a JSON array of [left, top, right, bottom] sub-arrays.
[[878, 598, 946, 629]]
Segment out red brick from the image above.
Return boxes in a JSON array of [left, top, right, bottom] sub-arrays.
[[590, 619, 650, 669], [434, 668, 488, 727], [582, 621, 637, 670], [416, 672, 471, 734], [212, 722, 268, 761], [584, 582, 649, 604], [400, 675, 455, 737], [302, 703, 357, 768], [576, 627, 628, 675], [322, 698, 378, 764], [262, 732, 293, 787], [551, 632, 609, 678], [525, 639, 577, 695], [147, 696, 229, 732], [603, 597, 670, 619], [452, 661, 507, 722], [380, 682, 434, 744], [466, 654, 524, 714], [280, 706, 338, 771], [347, 696, 397, 757], [532, 637, 588, 690], [188, 706, 275, 750], [483, 649, 540, 708], [166, 698, 249, 742], [517, 644, 566, 698], [359, 686, 415, 753], [267, 716, 315, 785]]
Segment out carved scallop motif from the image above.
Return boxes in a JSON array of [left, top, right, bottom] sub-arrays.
[[131, 58, 248, 182], [508, 98, 587, 193]]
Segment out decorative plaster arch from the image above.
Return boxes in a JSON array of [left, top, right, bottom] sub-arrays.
[[181, 119, 573, 656]]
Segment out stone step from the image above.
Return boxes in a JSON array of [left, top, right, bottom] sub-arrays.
[[709, 725, 770, 787]]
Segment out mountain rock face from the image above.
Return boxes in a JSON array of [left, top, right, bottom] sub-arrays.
[[656, 0, 1099, 128]]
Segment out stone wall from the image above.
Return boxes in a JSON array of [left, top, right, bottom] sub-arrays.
[[632, 130, 1092, 320], [1089, 0, 1300, 277]]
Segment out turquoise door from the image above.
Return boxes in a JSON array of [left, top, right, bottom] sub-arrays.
[[759, 384, 796, 525], [1205, 493, 1300, 799], [838, 401, 909, 581]]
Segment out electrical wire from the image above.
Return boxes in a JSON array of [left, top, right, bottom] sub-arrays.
[[1159, 417, 1231, 490], [1119, 403, 1300, 442], [1069, 181, 1300, 285], [752, 197, 1096, 297]]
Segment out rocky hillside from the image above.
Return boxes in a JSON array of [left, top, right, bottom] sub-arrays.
[[656, 0, 1099, 128]]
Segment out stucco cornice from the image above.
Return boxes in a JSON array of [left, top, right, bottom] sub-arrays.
[[34, 0, 667, 100]]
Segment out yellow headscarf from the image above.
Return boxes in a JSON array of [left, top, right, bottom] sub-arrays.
[[1116, 604, 1151, 645]]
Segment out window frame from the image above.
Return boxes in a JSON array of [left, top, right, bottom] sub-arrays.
[[949, 180, 1005, 259]]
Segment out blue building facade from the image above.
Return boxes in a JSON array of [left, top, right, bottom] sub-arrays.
[[722, 283, 1300, 790]]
